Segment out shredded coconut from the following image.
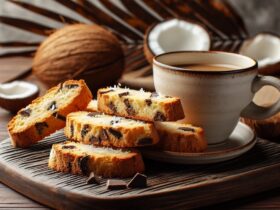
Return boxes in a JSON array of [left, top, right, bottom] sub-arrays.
[[139, 88, 146, 93]]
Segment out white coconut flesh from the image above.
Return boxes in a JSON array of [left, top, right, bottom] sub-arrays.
[[0, 81, 38, 99], [239, 33, 280, 68], [147, 19, 211, 56]]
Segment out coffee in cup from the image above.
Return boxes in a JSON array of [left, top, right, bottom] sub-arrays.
[[173, 64, 238, 71]]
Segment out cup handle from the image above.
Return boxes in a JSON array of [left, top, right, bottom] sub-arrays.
[[241, 75, 280, 120]]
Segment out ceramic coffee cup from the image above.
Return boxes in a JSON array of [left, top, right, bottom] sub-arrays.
[[153, 51, 280, 144]]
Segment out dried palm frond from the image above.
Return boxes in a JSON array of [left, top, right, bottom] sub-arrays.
[[0, 0, 248, 89]]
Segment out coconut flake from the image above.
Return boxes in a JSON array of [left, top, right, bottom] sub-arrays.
[[110, 83, 123, 90], [0, 81, 38, 99]]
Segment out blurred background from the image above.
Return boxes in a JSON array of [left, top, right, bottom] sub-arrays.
[[1, 0, 280, 91], [1, 0, 280, 42]]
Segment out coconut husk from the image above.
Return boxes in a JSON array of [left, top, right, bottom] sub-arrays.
[[32, 24, 124, 92]]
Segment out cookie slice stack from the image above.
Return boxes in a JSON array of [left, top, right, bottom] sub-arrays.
[[49, 86, 207, 178]]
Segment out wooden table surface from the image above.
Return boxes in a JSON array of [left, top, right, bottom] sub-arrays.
[[1, 58, 280, 210]]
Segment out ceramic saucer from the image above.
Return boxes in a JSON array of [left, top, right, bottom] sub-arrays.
[[141, 122, 256, 164]]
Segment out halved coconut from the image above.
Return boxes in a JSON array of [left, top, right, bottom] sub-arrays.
[[0, 81, 39, 113], [239, 35, 280, 140], [144, 19, 211, 63], [239, 33, 280, 75], [241, 85, 280, 140]]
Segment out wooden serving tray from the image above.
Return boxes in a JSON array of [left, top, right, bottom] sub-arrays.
[[0, 131, 280, 210]]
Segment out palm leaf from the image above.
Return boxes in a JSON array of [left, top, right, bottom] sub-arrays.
[[9, 0, 79, 24], [0, 41, 40, 47], [143, 0, 176, 19], [217, 0, 248, 36], [53, 0, 97, 23], [121, 0, 161, 25], [0, 16, 53, 36], [76, 0, 143, 41], [0, 49, 35, 58], [100, 0, 148, 33], [159, 0, 225, 39], [188, 1, 243, 38], [53, 0, 138, 42], [0, 0, 250, 90]]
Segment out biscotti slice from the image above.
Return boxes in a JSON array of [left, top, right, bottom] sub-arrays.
[[8, 80, 92, 148], [48, 141, 145, 178], [97, 87, 184, 122], [155, 122, 207, 153], [86, 99, 98, 112], [65, 111, 159, 147]]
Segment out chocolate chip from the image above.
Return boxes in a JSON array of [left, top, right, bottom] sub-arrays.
[[106, 179, 127, 190], [86, 172, 101, 185], [78, 156, 89, 175], [99, 89, 114, 95], [19, 108, 31, 117], [109, 128, 122, 139], [100, 129, 109, 141], [154, 111, 166, 121], [118, 92, 129, 97], [65, 84, 79, 89], [137, 137, 153, 146], [150, 92, 159, 97], [47, 101, 57, 111], [110, 119, 120, 125], [70, 124, 74, 138], [178, 127, 195, 132], [90, 135, 100, 144], [81, 124, 91, 138], [35, 122, 48, 135], [145, 99, 152, 106], [127, 173, 147, 188], [52, 112, 66, 121], [62, 145, 76, 149], [108, 102, 117, 113], [87, 112, 97, 117], [124, 98, 135, 115]]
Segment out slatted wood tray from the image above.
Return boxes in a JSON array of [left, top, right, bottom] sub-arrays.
[[0, 131, 280, 210]]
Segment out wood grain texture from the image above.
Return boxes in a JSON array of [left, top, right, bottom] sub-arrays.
[[1, 61, 280, 209], [1, 131, 280, 209]]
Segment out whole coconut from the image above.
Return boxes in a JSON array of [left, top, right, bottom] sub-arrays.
[[32, 24, 124, 92]]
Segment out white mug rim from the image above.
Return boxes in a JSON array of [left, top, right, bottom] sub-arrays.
[[153, 51, 258, 75]]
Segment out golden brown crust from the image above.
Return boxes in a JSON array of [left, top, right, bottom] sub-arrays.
[[97, 88, 185, 122], [64, 112, 159, 147], [162, 100, 185, 122], [48, 141, 145, 178], [8, 80, 92, 148], [155, 122, 207, 153]]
